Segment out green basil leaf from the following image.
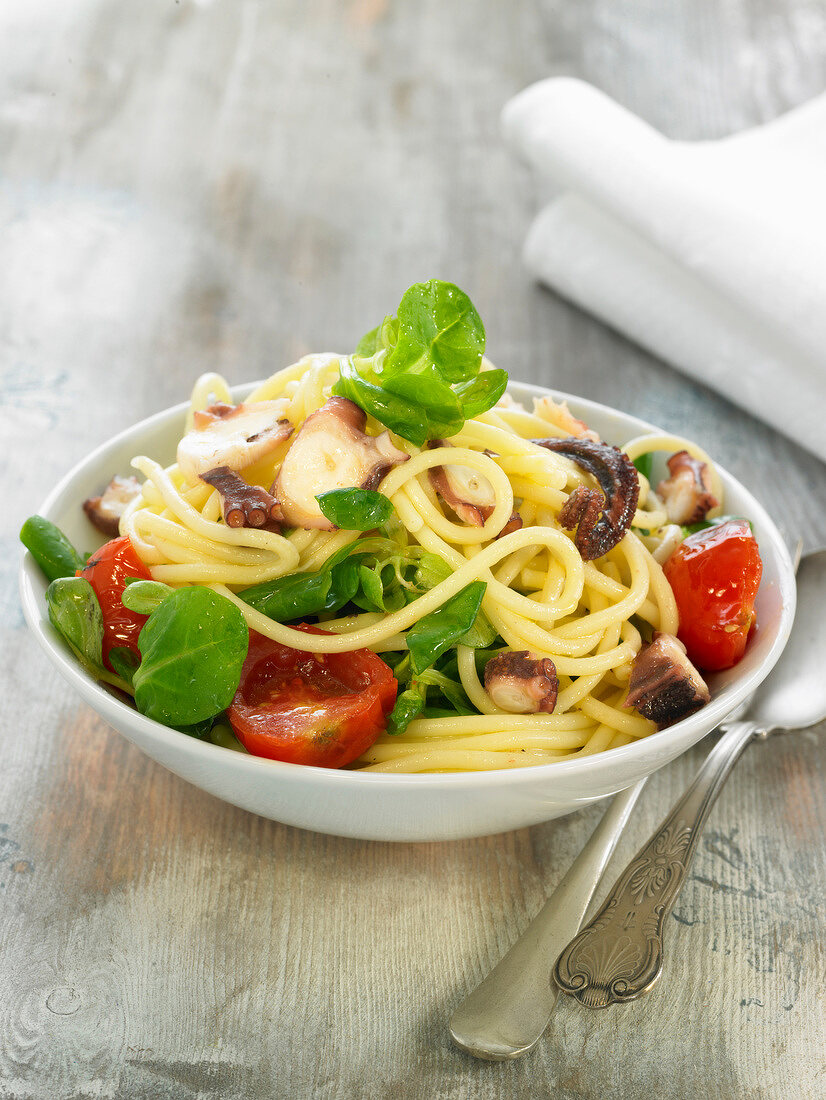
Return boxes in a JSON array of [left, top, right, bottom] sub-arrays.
[[682, 514, 753, 537], [358, 564, 386, 612], [355, 315, 398, 357], [108, 646, 141, 685], [406, 581, 487, 675], [316, 488, 395, 531], [633, 453, 654, 481], [241, 547, 367, 623], [457, 607, 497, 649], [454, 368, 508, 419], [121, 579, 173, 615], [412, 552, 454, 592], [21, 515, 84, 583], [133, 588, 249, 726], [384, 280, 485, 384], [242, 568, 334, 621], [176, 716, 216, 739], [209, 722, 250, 753], [381, 369, 465, 438], [46, 576, 105, 669], [416, 666, 472, 712], [335, 281, 494, 446], [378, 563, 407, 612], [386, 685, 426, 736], [333, 356, 430, 446], [355, 324, 381, 358], [326, 554, 365, 609], [379, 649, 410, 675]]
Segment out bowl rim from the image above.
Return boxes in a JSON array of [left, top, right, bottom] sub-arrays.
[[19, 379, 797, 791]]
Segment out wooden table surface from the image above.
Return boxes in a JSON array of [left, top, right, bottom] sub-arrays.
[[3, 1, 825, 1097]]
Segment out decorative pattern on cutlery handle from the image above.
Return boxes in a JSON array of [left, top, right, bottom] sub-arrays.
[[554, 720, 759, 1007]]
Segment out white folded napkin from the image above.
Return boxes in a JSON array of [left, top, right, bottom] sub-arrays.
[[502, 78, 826, 463]]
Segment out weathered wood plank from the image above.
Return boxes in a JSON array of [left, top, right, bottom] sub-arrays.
[[2, 0, 825, 1097]]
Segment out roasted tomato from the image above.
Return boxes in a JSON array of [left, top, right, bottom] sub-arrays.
[[79, 535, 153, 669], [663, 520, 762, 671], [227, 626, 397, 768]]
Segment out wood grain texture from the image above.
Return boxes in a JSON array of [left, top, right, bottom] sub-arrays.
[[2, 0, 825, 1097]]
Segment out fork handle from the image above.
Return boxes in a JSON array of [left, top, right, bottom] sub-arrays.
[[554, 720, 759, 1008], [449, 780, 646, 1060]]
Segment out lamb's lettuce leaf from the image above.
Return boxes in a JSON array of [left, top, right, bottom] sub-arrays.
[[133, 588, 248, 726], [406, 581, 487, 675], [333, 280, 501, 446], [315, 488, 395, 531]]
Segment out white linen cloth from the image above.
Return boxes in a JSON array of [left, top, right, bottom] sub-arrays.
[[502, 78, 826, 462]]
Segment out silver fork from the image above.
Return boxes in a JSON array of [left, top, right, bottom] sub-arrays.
[[450, 542, 802, 1059]]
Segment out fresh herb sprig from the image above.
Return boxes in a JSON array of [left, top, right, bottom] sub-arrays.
[[240, 528, 458, 622], [21, 515, 85, 582], [25, 517, 250, 731], [315, 488, 395, 531], [133, 588, 248, 727], [333, 280, 507, 446]]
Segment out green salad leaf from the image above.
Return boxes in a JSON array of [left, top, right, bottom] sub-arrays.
[[416, 666, 474, 713], [682, 514, 753, 537], [176, 717, 217, 740], [453, 370, 508, 419], [406, 581, 487, 675], [133, 587, 249, 726], [333, 279, 500, 446], [240, 542, 364, 622], [383, 647, 478, 736], [384, 280, 484, 382], [108, 646, 141, 685], [121, 579, 173, 615], [315, 488, 395, 531], [335, 357, 431, 445], [21, 515, 84, 582], [386, 685, 427, 736], [240, 532, 460, 625], [456, 607, 497, 649], [412, 552, 453, 590], [632, 453, 654, 482], [209, 722, 251, 753], [46, 576, 105, 670], [357, 564, 387, 612]]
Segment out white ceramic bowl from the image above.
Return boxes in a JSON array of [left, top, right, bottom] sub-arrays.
[[20, 382, 796, 841]]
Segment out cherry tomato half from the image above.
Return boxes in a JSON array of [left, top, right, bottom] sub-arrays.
[[663, 520, 762, 672], [227, 626, 397, 768], [79, 535, 153, 670]]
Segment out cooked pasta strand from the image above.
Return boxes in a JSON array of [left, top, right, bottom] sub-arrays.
[[119, 361, 720, 773]]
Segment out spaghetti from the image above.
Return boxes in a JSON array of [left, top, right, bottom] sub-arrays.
[[118, 350, 714, 773]]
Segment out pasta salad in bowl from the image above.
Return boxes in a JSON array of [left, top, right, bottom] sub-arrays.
[[19, 281, 795, 839]]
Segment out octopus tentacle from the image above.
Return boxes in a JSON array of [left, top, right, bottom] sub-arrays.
[[534, 436, 640, 560], [200, 466, 283, 530]]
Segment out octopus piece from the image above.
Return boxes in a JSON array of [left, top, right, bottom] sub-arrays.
[[83, 475, 142, 537], [427, 440, 522, 537], [176, 400, 293, 483], [498, 512, 524, 538], [533, 396, 600, 443], [651, 523, 685, 566], [484, 651, 559, 714], [625, 632, 710, 729], [427, 440, 496, 526], [534, 437, 640, 561], [200, 466, 283, 530], [656, 451, 718, 525], [494, 391, 526, 413], [274, 396, 408, 530]]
